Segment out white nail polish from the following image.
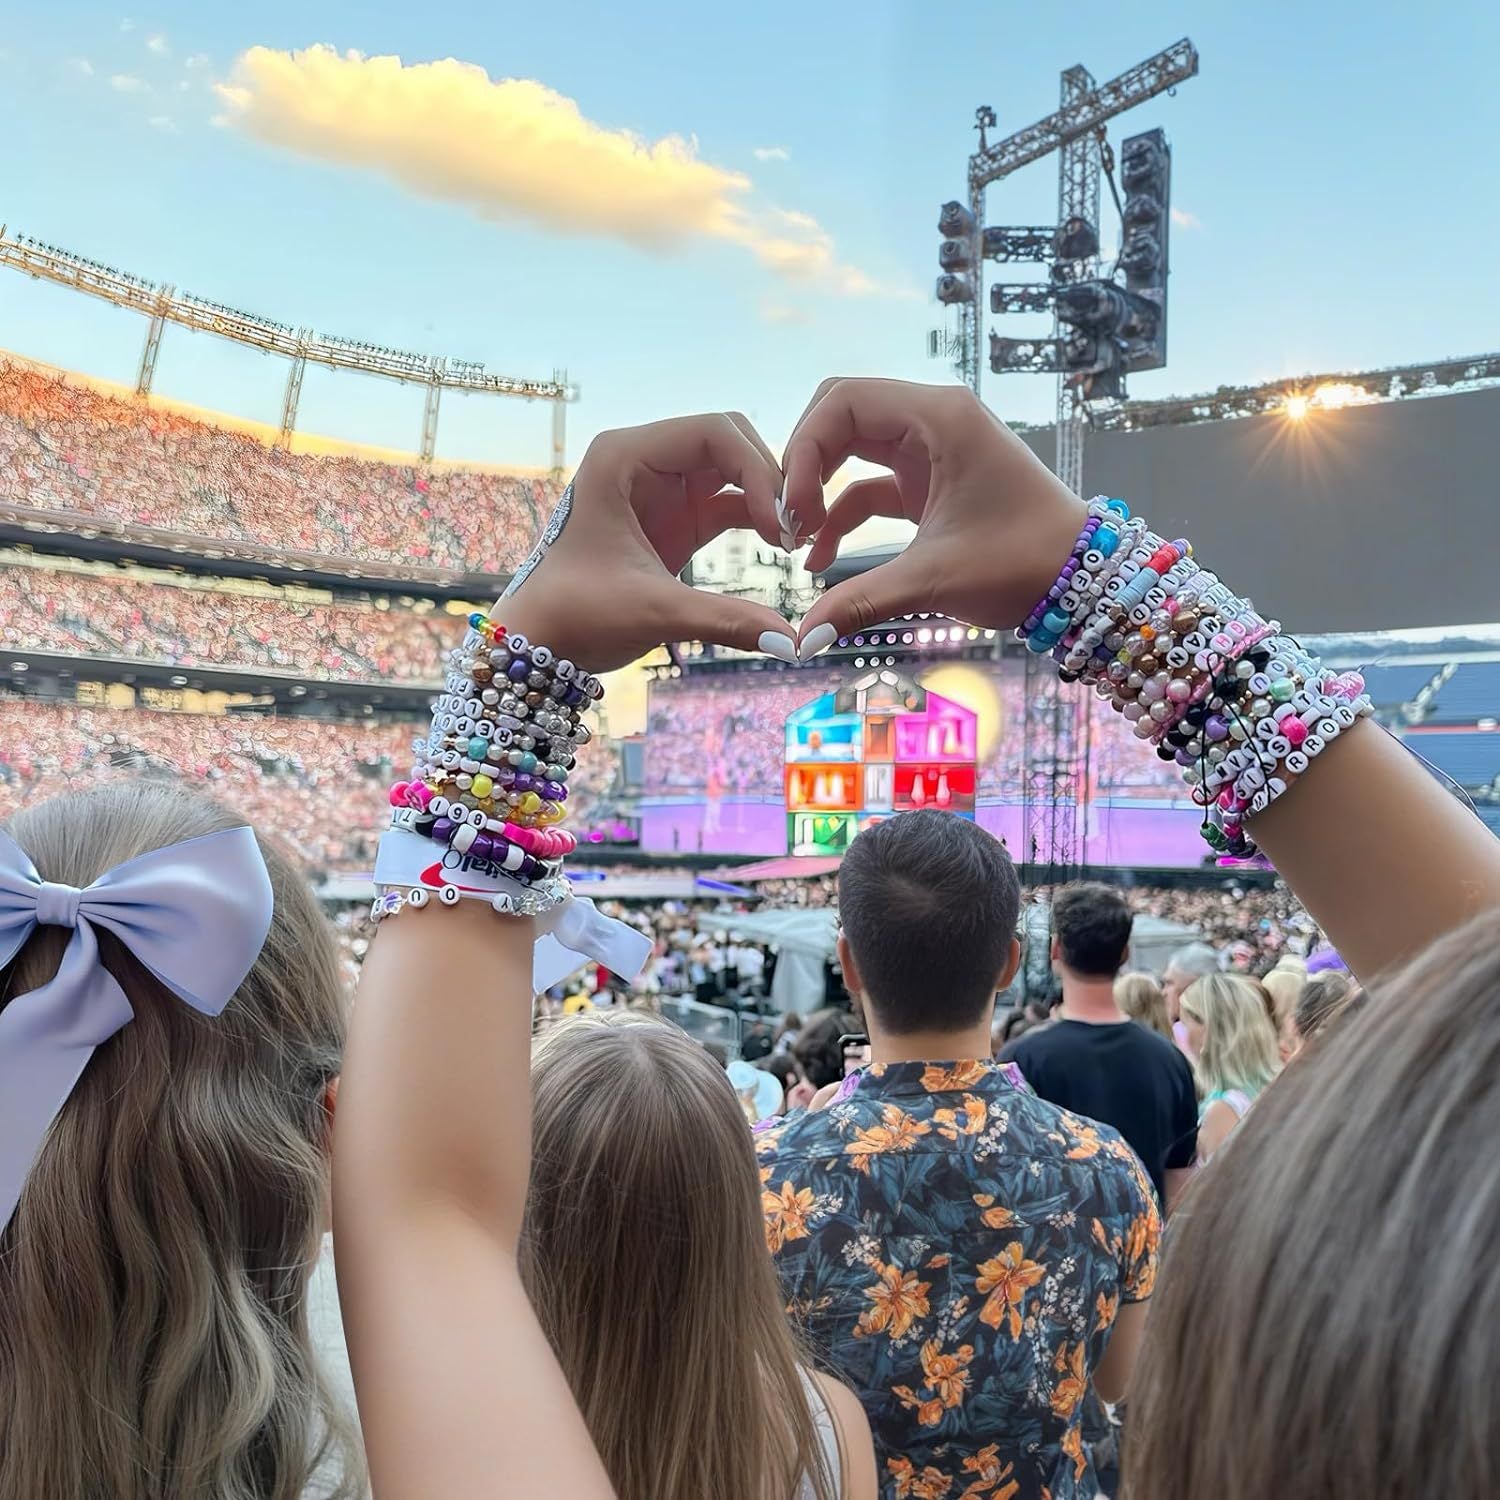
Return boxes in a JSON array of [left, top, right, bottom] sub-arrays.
[[799, 623, 838, 661], [758, 630, 799, 664]]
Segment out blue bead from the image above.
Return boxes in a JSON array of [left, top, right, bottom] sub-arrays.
[[468, 612, 485, 629], [1096, 528, 1119, 558], [468, 736, 489, 759], [1026, 632, 1056, 654], [1105, 498, 1131, 518], [1042, 608, 1071, 634]]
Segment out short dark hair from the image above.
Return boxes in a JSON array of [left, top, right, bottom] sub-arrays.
[[1051, 883, 1133, 978], [792, 1007, 860, 1087], [838, 810, 1020, 1035]]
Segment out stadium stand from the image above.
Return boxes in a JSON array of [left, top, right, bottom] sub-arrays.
[[1401, 730, 1500, 791], [1358, 661, 1443, 710], [1421, 661, 1500, 724], [0, 359, 564, 573], [0, 558, 452, 686]]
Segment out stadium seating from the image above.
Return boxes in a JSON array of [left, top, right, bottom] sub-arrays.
[[0, 360, 563, 572], [1422, 661, 1500, 725], [0, 562, 453, 685]]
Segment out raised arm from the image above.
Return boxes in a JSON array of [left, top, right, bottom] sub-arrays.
[[784, 378, 1500, 980], [334, 415, 792, 1500]]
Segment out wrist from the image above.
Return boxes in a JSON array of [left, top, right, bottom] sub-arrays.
[[491, 582, 599, 677]]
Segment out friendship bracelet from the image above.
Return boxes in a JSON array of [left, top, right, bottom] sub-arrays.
[[1037, 500, 1372, 856]]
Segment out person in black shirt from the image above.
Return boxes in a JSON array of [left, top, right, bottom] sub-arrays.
[[1002, 883, 1197, 1209]]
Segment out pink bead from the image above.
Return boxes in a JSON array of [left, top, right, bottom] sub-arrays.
[[388, 781, 409, 807], [1284, 717, 1308, 746], [411, 783, 434, 808]]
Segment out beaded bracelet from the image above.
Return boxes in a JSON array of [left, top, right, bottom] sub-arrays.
[[1032, 499, 1373, 856]]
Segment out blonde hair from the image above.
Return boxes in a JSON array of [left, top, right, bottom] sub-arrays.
[[1181, 974, 1280, 1101], [1115, 971, 1172, 1039], [521, 1010, 838, 1500], [0, 782, 362, 1499], [1261, 961, 1307, 1036]]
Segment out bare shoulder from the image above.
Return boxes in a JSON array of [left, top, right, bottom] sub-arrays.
[[810, 1371, 878, 1500]]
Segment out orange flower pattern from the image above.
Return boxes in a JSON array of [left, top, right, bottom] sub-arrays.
[[758, 1059, 1158, 1500]]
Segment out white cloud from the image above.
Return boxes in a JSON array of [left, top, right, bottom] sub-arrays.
[[753, 145, 789, 162], [67, 56, 95, 76], [1170, 207, 1202, 230], [111, 72, 147, 92], [761, 300, 812, 326], [146, 33, 169, 55], [119, 17, 136, 31], [148, 114, 177, 131], [214, 45, 888, 294]]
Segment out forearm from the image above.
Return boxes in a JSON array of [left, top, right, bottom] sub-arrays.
[[1019, 496, 1500, 981], [1250, 716, 1500, 977]]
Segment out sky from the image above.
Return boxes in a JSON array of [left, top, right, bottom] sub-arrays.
[[2, 0, 1498, 479]]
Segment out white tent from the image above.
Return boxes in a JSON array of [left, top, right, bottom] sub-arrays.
[[717, 908, 840, 1014]]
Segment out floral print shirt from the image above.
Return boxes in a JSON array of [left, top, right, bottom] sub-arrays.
[[757, 1059, 1160, 1500]]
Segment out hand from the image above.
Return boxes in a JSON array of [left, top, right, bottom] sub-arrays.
[[781, 379, 1089, 654], [497, 413, 797, 673]]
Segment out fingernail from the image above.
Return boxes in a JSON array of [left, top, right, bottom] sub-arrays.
[[758, 630, 799, 664], [799, 623, 838, 661], [780, 505, 800, 551]]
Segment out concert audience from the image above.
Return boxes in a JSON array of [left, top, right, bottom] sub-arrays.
[[0, 562, 456, 684], [1177, 975, 1282, 1163], [0, 359, 561, 572], [1001, 884, 1198, 1208], [757, 813, 1159, 1498], [0, 698, 614, 873]]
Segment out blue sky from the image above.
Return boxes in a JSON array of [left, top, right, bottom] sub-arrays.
[[2, 1, 1497, 471]]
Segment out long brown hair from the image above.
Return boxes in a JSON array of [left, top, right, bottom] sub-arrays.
[[521, 1010, 838, 1500], [0, 781, 362, 1499], [1125, 909, 1500, 1499]]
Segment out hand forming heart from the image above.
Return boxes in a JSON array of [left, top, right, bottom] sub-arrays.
[[497, 380, 1088, 675]]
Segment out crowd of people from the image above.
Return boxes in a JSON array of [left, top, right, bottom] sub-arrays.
[[0, 696, 618, 876], [0, 360, 564, 572], [645, 670, 1186, 802], [0, 561, 455, 685]]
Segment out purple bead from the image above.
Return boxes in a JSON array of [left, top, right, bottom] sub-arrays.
[[508, 657, 532, 682], [471, 833, 495, 860], [1204, 715, 1229, 742], [564, 684, 586, 708], [1175, 748, 1196, 767], [513, 772, 535, 793], [432, 816, 454, 842], [542, 779, 565, 801]]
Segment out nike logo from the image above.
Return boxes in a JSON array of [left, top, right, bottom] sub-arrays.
[[419, 862, 499, 894]]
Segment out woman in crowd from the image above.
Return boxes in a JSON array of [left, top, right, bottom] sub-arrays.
[[0, 781, 362, 1498], [1291, 971, 1364, 1051], [1260, 957, 1308, 1059], [334, 386, 1500, 1499], [523, 1010, 869, 1498], [1127, 913, 1500, 1498], [1178, 975, 1281, 1162], [1115, 971, 1173, 1039], [790, 1006, 861, 1090]]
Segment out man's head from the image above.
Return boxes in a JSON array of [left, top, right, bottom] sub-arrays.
[[1162, 942, 1221, 1020], [1049, 883, 1133, 981], [836, 810, 1021, 1038]]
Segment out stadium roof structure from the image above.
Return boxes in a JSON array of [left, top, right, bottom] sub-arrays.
[[817, 380, 1500, 635]]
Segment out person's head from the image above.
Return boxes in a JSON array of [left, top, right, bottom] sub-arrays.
[[791, 1006, 859, 1088], [1179, 974, 1280, 1101], [757, 1052, 800, 1094], [1050, 882, 1133, 981], [521, 1011, 835, 1500], [1126, 910, 1500, 1500], [1290, 966, 1362, 1050], [1115, 972, 1173, 1039], [774, 1010, 803, 1042], [1162, 942, 1220, 1020], [1261, 960, 1308, 1058], [0, 781, 360, 1499], [837, 810, 1020, 1040]]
